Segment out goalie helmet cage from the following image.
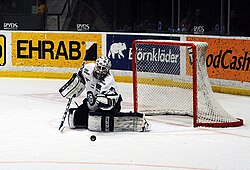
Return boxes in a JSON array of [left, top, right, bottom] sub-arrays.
[[132, 40, 243, 128]]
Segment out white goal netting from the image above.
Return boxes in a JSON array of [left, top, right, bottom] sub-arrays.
[[132, 40, 243, 127]]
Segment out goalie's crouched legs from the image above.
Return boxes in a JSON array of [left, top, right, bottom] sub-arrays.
[[88, 112, 148, 132], [68, 99, 89, 129], [68, 96, 122, 129]]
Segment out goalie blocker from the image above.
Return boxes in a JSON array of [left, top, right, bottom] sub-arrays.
[[88, 111, 148, 132]]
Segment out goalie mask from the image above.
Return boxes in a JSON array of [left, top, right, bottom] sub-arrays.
[[93, 56, 111, 80]]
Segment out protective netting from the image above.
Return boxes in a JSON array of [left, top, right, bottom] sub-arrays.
[[132, 40, 243, 127]]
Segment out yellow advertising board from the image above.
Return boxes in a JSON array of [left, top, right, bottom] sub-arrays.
[[0, 35, 6, 66], [12, 32, 102, 68], [187, 36, 250, 82]]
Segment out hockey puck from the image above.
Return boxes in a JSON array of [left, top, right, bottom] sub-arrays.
[[90, 135, 96, 141]]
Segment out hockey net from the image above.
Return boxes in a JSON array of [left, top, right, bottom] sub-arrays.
[[132, 40, 243, 127]]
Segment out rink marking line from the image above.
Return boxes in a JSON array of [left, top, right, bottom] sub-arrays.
[[0, 161, 212, 170], [198, 127, 250, 138], [147, 117, 250, 138]]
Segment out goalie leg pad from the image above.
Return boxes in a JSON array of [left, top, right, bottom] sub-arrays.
[[88, 112, 145, 132], [68, 108, 76, 129]]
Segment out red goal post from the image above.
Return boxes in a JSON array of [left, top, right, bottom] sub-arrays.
[[132, 39, 243, 128]]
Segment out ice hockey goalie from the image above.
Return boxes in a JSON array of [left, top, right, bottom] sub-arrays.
[[59, 56, 148, 132]]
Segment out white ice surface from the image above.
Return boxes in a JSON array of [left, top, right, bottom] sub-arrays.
[[0, 78, 249, 170]]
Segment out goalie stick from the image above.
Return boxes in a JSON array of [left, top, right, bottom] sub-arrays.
[[58, 97, 73, 132]]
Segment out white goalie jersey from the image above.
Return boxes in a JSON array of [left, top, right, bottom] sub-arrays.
[[81, 63, 120, 111]]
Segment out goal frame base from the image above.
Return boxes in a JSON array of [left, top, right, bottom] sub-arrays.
[[195, 118, 243, 128]]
